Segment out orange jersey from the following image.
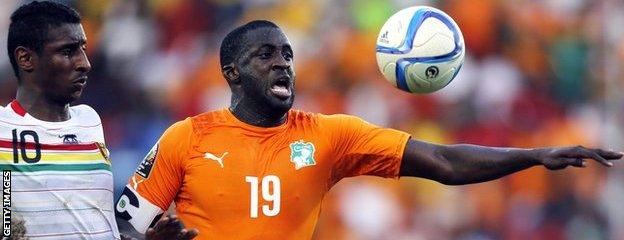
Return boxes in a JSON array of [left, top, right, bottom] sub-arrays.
[[127, 109, 410, 239]]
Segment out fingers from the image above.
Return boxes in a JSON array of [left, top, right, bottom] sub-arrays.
[[574, 147, 613, 167], [544, 157, 580, 170], [558, 146, 615, 167], [121, 233, 137, 240], [593, 148, 624, 160], [154, 215, 182, 229], [152, 215, 170, 230], [145, 228, 156, 239], [146, 214, 192, 240], [566, 158, 585, 168], [145, 228, 155, 236], [178, 228, 200, 240]]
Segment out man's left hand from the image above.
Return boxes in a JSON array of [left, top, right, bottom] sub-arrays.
[[145, 214, 199, 240]]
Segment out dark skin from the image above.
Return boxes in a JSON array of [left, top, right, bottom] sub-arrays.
[[13, 23, 197, 239], [14, 23, 91, 121], [399, 142, 622, 185], [223, 27, 295, 127], [223, 26, 623, 185]]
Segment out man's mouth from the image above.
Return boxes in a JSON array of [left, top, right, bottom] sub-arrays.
[[269, 77, 292, 99], [72, 76, 88, 89]]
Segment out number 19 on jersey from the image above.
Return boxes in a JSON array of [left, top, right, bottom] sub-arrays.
[[245, 175, 281, 218]]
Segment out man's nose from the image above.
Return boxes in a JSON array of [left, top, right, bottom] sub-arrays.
[[75, 48, 91, 73], [272, 54, 291, 70]]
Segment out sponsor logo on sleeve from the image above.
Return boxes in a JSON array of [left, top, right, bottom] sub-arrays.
[[135, 143, 158, 179]]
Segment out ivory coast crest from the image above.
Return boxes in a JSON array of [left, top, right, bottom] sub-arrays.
[[289, 140, 316, 170]]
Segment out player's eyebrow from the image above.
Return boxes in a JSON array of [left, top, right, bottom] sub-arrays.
[[257, 43, 292, 53], [282, 45, 293, 55], [56, 40, 87, 50], [257, 44, 276, 51]]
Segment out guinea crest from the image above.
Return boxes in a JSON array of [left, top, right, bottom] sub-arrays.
[[135, 143, 158, 178], [289, 140, 316, 170], [96, 142, 111, 163]]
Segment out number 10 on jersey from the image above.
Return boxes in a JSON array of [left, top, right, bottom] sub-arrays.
[[245, 175, 281, 218]]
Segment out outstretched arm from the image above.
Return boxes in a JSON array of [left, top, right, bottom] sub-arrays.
[[399, 138, 623, 185]]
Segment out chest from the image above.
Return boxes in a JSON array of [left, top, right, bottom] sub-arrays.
[[0, 121, 99, 145], [179, 132, 334, 217], [0, 120, 109, 172]]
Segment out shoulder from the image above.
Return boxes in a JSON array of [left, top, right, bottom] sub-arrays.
[[162, 117, 194, 142], [313, 112, 365, 127], [0, 104, 9, 118], [286, 109, 369, 127], [152, 118, 195, 160], [189, 109, 230, 135], [0, 103, 18, 120], [69, 104, 102, 126], [288, 110, 372, 135]]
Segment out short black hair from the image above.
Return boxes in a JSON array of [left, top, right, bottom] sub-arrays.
[[220, 20, 280, 69], [7, 1, 81, 79]]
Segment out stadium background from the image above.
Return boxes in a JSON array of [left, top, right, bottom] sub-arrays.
[[1, 0, 624, 239]]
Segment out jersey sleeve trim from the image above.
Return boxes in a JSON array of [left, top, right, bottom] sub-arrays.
[[391, 131, 411, 179]]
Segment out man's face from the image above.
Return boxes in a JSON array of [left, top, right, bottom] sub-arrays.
[[35, 23, 91, 104], [236, 27, 296, 113]]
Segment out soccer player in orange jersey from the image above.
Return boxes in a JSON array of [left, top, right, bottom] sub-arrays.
[[114, 20, 622, 239]]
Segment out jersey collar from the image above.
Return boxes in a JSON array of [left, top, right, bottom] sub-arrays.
[[10, 100, 27, 117]]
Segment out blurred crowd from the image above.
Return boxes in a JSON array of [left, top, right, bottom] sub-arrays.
[[2, 0, 624, 239]]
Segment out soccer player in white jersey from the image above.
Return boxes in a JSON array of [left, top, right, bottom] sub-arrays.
[[2, 1, 197, 239]]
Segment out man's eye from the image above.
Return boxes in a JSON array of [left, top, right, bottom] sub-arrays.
[[259, 53, 271, 59], [284, 53, 293, 60], [60, 49, 72, 56]]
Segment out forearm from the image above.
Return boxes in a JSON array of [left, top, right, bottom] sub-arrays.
[[400, 140, 540, 185], [400, 138, 622, 185], [435, 144, 539, 185]]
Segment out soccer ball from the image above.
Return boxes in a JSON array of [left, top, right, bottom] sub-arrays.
[[376, 6, 465, 94]]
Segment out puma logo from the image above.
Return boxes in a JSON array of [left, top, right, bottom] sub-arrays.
[[204, 152, 228, 168]]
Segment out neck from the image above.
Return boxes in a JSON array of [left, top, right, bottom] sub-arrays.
[[229, 100, 287, 128], [15, 88, 70, 122]]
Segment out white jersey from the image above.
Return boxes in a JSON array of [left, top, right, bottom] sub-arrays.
[[0, 101, 120, 239]]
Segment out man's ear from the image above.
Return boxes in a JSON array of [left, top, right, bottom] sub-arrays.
[[14, 46, 36, 73], [222, 63, 240, 84]]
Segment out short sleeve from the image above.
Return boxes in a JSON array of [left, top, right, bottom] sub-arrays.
[[321, 114, 411, 185], [130, 118, 193, 211]]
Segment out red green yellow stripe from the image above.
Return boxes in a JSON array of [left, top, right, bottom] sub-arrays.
[[0, 140, 99, 151], [0, 163, 111, 172], [0, 152, 104, 163]]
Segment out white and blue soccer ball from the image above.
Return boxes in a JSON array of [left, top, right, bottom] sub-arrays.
[[376, 6, 465, 94]]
